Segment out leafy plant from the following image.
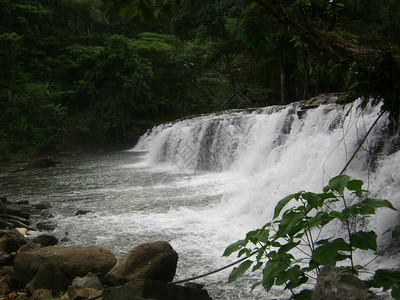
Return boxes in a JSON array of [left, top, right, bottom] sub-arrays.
[[223, 174, 399, 298]]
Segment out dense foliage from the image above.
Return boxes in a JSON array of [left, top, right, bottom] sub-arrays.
[[1, 0, 400, 158]]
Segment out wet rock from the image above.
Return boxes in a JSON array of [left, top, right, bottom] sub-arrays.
[[67, 285, 89, 300], [5, 219, 30, 229], [17, 240, 41, 253], [15, 200, 30, 205], [25, 261, 71, 296], [0, 220, 13, 230], [36, 221, 57, 231], [33, 235, 58, 247], [0, 214, 30, 226], [103, 278, 213, 300], [106, 241, 178, 286], [34, 201, 52, 210], [0, 229, 26, 253], [75, 210, 91, 216], [14, 246, 117, 285], [0, 281, 10, 296], [40, 210, 54, 219], [32, 158, 61, 168], [32, 288, 52, 300], [72, 272, 103, 291], [312, 265, 379, 300], [0, 251, 13, 266], [6, 204, 31, 219]]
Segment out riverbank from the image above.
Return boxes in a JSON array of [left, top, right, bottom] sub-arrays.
[[0, 196, 215, 300]]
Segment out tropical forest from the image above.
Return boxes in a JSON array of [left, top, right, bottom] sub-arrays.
[[0, 1, 400, 300]]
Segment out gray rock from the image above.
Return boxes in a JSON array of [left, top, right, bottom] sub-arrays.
[[33, 234, 59, 247], [0, 229, 26, 253], [25, 261, 71, 296], [36, 221, 57, 231], [106, 241, 178, 286], [34, 201, 52, 210], [72, 272, 103, 291], [75, 210, 92, 216], [6, 203, 31, 219], [103, 279, 213, 300], [14, 246, 117, 285], [312, 265, 379, 300], [0, 251, 13, 266]]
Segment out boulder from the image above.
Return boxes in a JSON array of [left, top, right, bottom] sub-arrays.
[[67, 286, 101, 300], [75, 210, 91, 216], [0, 281, 10, 296], [0, 220, 13, 230], [5, 204, 31, 219], [0, 229, 26, 253], [32, 289, 53, 300], [103, 279, 213, 300], [14, 246, 117, 286], [34, 201, 52, 210], [36, 221, 57, 231], [33, 234, 59, 247], [0, 251, 13, 266], [72, 272, 103, 291], [25, 261, 71, 296], [106, 241, 178, 286], [312, 266, 379, 300]]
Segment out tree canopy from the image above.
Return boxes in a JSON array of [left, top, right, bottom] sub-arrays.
[[1, 0, 399, 159]]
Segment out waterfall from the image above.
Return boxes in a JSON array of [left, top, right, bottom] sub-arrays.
[[133, 97, 400, 258]]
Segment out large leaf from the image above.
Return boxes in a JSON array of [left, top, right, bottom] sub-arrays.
[[223, 239, 246, 257], [370, 269, 400, 290], [363, 198, 398, 211], [277, 210, 304, 236], [228, 260, 253, 283], [350, 231, 377, 251], [346, 179, 364, 191], [328, 175, 350, 195], [311, 244, 338, 265], [274, 193, 296, 219]]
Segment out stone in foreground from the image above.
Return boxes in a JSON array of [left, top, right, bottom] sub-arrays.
[[103, 278, 213, 300], [14, 246, 117, 285], [106, 241, 178, 285]]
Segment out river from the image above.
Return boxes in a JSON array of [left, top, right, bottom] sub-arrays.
[[1, 99, 399, 299]]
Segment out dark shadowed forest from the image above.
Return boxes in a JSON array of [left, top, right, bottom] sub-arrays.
[[1, 0, 399, 158]]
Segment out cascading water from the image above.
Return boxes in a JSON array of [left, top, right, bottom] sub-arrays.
[[1, 97, 399, 299], [132, 98, 400, 297]]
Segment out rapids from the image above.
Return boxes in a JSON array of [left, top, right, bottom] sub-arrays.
[[0, 98, 399, 299]]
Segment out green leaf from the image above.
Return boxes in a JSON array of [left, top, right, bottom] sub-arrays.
[[363, 198, 398, 211], [329, 211, 346, 221], [329, 175, 350, 195], [223, 239, 246, 256], [346, 179, 363, 191], [252, 261, 263, 272], [228, 260, 253, 283], [277, 211, 304, 236], [302, 192, 322, 208], [312, 244, 338, 265], [350, 231, 377, 251], [274, 193, 297, 219], [392, 286, 400, 300], [279, 241, 301, 254], [370, 269, 400, 290]]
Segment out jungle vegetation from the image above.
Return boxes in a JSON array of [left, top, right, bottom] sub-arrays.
[[1, 0, 399, 159]]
